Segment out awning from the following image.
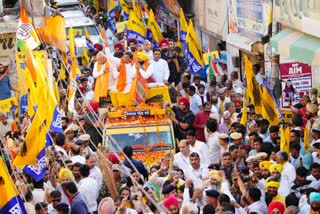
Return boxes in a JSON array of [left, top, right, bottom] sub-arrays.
[[226, 33, 260, 53], [270, 27, 320, 65]]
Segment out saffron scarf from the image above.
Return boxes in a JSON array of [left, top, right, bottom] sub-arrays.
[[116, 58, 126, 91], [93, 61, 110, 102]]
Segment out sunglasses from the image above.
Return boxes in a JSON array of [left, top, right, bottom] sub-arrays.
[[52, 199, 61, 202]]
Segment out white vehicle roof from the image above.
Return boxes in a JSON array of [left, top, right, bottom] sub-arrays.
[[60, 10, 85, 19], [64, 16, 96, 28], [55, 0, 79, 7]]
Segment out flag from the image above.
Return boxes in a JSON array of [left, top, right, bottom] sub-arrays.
[[280, 125, 290, 154], [23, 148, 46, 181], [81, 46, 90, 67], [13, 58, 51, 168], [84, 27, 95, 50], [0, 158, 27, 214], [127, 11, 146, 44], [119, 0, 130, 20], [99, 27, 108, 43], [68, 27, 76, 60], [142, 5, 150, 24], [132, 0, 142, 19], [244, 55, 262, 114], [108, 0, 117, 33], [260, 86, 281, 126], [185, 20, 204, 74], [16, 4, 40, 51], [146, 9, 163, 48], [240, 96, 247, 126], [179, 8, 188, 44], [57, 63, 67, 82], [304, 127, 310, 150]]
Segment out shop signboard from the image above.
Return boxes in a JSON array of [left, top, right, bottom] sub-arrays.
[[280, 62, 312, 109], [229, 0, 272, 38]]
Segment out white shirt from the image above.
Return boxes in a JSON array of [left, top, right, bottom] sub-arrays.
[[190, 140, 211, 166], [89, 166, 103, 189], [312, 152, 320, 164], [207, 131, 221, 164], [189, 94, 202, 115], [282, 161, 296, 184], [78, 177, 99, 212], [31, 188, 45, 205], [173, 152, 190, 173], [144, 50, 153, 60], [71, 155, 86, 165], [184, 165, 209, 188], [140, 59, 169, 83], [92, 61, 119, 90], [54, 145, 69, 159]]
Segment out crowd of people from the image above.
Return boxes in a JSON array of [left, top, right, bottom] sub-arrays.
[[2, 1, 320, 214]]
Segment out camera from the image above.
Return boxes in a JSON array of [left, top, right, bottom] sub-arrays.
[[129, 195, 138, 201]]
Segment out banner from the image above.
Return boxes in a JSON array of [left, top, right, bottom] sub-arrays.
[[229, 0, 272, 38], [146, 9, 164, 48], [203, 51, 220, 65], [179, 8, 188, 43], [126, 11, 146, 44], [280, 62, 312, 109], [116, 21, 128, 33], [23, 149, 46, 182]]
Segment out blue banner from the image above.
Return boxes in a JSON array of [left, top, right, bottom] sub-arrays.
[[108, 8, 117, 33], [23, 149, 46, 182], [0, 196, 27, 214], [126, 30, 145, 45], [86, 38, 95, 50], [50, 105, 63, 133], [186, 44, 204, 74], [180, 31, 187, 43]]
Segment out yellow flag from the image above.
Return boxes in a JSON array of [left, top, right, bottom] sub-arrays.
[[127, 10, 146, 44], [244, 55, 262, 114], [57, 63, 67, 82], [304, 127, 310, 150], [53, 80, 60, 105], [179, 8, 188, 43], [147, 9, 163, 47], [260, 86, 281, 126], [68, 27, 76, 60], [81, 45, 90, 67], [0, 158, 27, 213], [119, 0, 130, 18], [186, 19, 204, 74], [240, 96, 247, 126], [13, 59, 49, 168], [132, 0, 142, 19], [280, 125, 290, 154]]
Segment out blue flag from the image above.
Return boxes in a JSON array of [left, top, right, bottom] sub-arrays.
[[50, 105, 63, 133], [23, 149, 46, 182], [108, 8, 117, 33]]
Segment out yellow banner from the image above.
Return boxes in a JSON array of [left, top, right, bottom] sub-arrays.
[[0, 97, 18, 113], [147, 9, 163, 45], [127, 11, 146, 43], [203, 51, 220, 65]]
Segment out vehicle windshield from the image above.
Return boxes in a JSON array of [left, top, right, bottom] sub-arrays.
[[66, 25, 99, 37]]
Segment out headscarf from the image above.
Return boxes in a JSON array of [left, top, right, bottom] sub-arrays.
[[268, 201, 285, 214], [269, 163, 283, 174], [58, 168, 73, 182]]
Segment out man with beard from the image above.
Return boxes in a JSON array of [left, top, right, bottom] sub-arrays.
[[259, 161, 272, 185], [289, 143, 302, 169], [127, 38, 138, 52], [306, 103, 320, 129], [291, 166, 311, 198], [307, 163, 320, 182], [163, 195, 179, 214], [72, 162, 82, 184], [164, 97, 195, 141], [265, 178, 285, 206], [269, 163, 290, 197], [193, 102, 212, 142], [257, 119, 270, 142], [290, 129, 304, 156]]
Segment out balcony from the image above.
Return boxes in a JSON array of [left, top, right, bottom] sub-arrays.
[[274, 0, 320, 37]]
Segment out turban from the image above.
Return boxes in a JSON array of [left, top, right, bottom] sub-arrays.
[[98, 197, 115, 214], [268, 201, 285, 214], [209, 170, 222, 182], [178, 97, 190, 107], [85, 101, 99, 113], [269, 164, 283, 174], [137, 52, 149, 61], [128, 38, 138, 45], [114, 43, 124, 51], [266, 180, 280, 189], [310, 192, 320, 204], [94, 43, 103, 51], [58, 168, 73, 181], [163, 195, 179, 210], [259, 161, 272, 169], [159, 38, 169, 47]]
